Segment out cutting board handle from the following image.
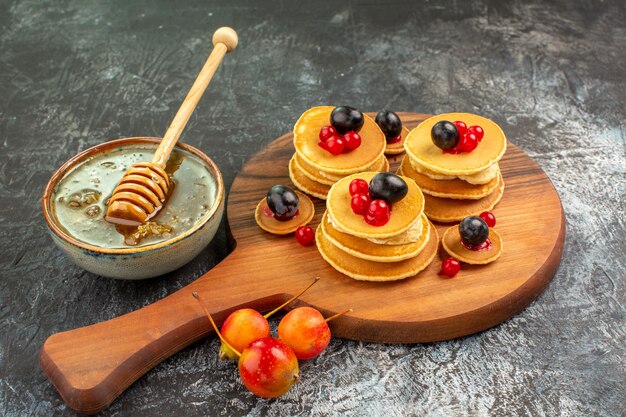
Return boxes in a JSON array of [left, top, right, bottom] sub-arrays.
[[39, 248, 291, 415]]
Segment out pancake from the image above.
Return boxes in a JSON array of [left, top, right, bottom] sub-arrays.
[[414, 175, 505, 223], [326, 172, 424, 239], [255, 192, 315, 235], [294, 106, 386, 175], [400, 156, 501, 200], [384, 125, 409, 155], [408, 157, 500, 185], [316, 219, 438, 281], [294, 153, 336, 186], [442, 226, 503, 264], [317, 154, 389, 182], [366, 212, 424, 245], [288, 156, 330, 200], [321, 212, 430, 262], [404, 113, 507, 176]]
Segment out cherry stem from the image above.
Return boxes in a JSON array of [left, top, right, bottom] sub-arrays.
[[192, 291, 242, 358], [263, 277, 320, 319], [325, 308, 353, 323]]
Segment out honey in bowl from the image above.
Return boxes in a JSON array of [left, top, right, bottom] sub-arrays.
[[50, 145, 217, 248]]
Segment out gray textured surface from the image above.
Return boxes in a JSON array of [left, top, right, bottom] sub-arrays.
[[1, 0, 625, 415]]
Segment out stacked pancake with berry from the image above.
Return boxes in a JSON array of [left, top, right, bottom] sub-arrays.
[[316, 172, 438, 281], [401, 113, 506, 222], [289, 106, 388, 200]]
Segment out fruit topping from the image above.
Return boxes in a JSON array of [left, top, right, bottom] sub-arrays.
[[349, 179, 369, 196], [325, 136, 345, 155], [278, 307, 352, 360], [459, 216, 489, 246], [458, 131, 478, 152], [350, 193, 371, 215], [368, 172, 408, 204], [319, 125, 337, 142], [365, 199, 391, 226], [387, 135, 402, 144], [342, 131, 362, 151], [330, 106, 364, 134], [267, 185, 299, 221], [468, 125, 484, 141], [431, 120, 459, 150], [479, 211, 496, 227], [295, 226, 315, 246], [454, 121, 468, 137], [439, 257, 461, 278], [375, 110, 403, 142]]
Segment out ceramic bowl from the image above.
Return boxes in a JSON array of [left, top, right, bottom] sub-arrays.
[[42, 137, 225, 279]]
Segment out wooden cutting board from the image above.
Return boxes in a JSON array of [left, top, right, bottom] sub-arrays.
[[40, 113, 565, 414]]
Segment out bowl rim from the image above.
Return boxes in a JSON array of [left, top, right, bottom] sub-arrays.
[[42, 137, 225, 255]]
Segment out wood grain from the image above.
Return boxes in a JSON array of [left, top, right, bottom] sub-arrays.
[[40, 113, 565, 414]]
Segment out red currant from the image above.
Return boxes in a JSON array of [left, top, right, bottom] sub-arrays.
[[364, 199, 391, 226], [319, 125, 337, 142], [342, 131, 361, 151], [468, 125, 484, 141], [454, 121, 468, 137], [349, 179, 369, 196], [387, 135, 402, 144], [295, 226, 315, 246], [325, 137, 345, 155], [350, 193, 371, 215], [479, 211, 496, 227], [439, 257, 460, 278], [318, 141, 328, 151], [459, 132, 478, 152]]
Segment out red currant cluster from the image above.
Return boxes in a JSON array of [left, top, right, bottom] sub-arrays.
[[318, 125, 361, 155], [439, 211, 496, 278], [193, 279, 351, 398], [349, 178, 391, 227], [445, 121, 485, 154]]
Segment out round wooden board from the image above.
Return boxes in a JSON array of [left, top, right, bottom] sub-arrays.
[[40, 113, 564, 414]]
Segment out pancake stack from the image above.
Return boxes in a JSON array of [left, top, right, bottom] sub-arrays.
[[289, 106, 388, 200], [316, 172, 438, 281], [401, 113, 507, 222]]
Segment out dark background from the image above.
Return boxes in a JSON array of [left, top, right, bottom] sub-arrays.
[[1, 0, 625, 415]]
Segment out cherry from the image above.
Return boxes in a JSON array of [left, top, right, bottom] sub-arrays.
[[278, 307, 352, 360], [342, 131, 361, 151], [295, 226, 315, 246], [365, 199, 391, 226], [319, 125, 337, 142], [238, 337, 299, 398], [211, 279, 319, 361], [468, 125, 484, 141], [431, 120, 459, 150], [479, 211, 496, 228], [330, 106, 364, 134], [439, 257, 460, 278], [349, 178, 369, 196], [325, 137, 345, 155], [459, 132, 478, 152], [350, 193, 371, 215], [193, 293, 300, 398], [459, 216, 489, 246], [454, 121, 468, 137]]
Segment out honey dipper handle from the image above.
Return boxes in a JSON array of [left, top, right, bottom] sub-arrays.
[[151, 27, 238, 168]]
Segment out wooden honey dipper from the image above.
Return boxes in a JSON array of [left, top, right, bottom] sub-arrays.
[[105, 27, 238, 226]]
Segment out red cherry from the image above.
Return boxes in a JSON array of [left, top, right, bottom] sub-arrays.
[[325, 137, 345, 155], [459, 132, 478, 152], [319, 125, 337, 142], [342, 131, 361, 151], [349, 178, 369, 196], [295, 226, 315, 246], [364, 199, 391, 226], [479, 211, 496, 227], [454, 121, 468, 137], [439, 257, 460, 278], [468, 125, 484, 141], [350, 193, 371, 215]]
